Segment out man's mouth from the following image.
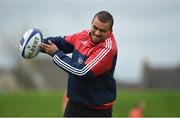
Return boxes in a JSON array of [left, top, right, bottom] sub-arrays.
[[93, 35, 102, 39]]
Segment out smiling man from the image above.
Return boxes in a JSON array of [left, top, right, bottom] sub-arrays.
[[39, 11, 118, 117]]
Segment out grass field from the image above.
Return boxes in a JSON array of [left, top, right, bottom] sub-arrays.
[[0, 89, 180, 117], [113, 89, 180, 117]]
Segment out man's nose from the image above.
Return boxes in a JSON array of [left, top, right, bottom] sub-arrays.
[[94, 30, 101, 36]]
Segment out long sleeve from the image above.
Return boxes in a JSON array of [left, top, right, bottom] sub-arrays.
[[43, 36, 74, 54]]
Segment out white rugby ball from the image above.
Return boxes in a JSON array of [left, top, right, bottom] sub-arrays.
[[19, 28, 43, 59]]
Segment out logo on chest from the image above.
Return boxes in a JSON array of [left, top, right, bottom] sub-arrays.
[[81, 40, 88, 46], [78, 56, 84, 64]]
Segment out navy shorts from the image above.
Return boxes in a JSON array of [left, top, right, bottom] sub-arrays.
[[64, 100, 112, 117]]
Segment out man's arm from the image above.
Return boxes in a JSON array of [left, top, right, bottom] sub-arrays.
[[51, 38, 116, 79], [42, 36, 74, 54]]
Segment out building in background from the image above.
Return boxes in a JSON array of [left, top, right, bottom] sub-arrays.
[[1, 59, 180, 92], [143, 61, 180, 89], [0, 59, 68, 92]]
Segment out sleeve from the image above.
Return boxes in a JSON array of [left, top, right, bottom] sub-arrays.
[[43, 36, 74, 54], [52, 38, 115, 79], [42, 31, 85, 54]]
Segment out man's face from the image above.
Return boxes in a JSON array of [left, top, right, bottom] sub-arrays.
[[91, 17, 112, 44]]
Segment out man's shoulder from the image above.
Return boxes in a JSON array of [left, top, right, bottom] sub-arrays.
[[82, 29, 91, 34], [77, 29, 90, 36], [104, 35, 118, 55], [74, 29, 90, 41]]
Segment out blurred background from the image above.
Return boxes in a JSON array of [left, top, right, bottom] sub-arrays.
[[0, 0, 179, 117]]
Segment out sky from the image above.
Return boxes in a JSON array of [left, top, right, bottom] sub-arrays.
[[0, 0, 179, 83]]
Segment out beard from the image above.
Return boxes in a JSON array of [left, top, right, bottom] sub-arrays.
[[91, 32, 106, 44]]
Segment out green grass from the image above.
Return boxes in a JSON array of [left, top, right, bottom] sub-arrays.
[[113, 89, 180, 117], [0, 91, 63, 117], [0, 89, 180, 117]]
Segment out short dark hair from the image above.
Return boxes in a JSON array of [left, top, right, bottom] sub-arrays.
[[93, 11, 114, 29]]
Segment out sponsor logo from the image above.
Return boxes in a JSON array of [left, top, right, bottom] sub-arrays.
[[78, 57, 83, 64], [81, 40, 87, 46]]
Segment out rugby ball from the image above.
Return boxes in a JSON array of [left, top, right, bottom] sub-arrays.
[[19, 28, 43, 59]]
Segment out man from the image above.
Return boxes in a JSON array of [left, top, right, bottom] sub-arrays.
[[39, 11, 118, 117], [129, 100, 146, 118]]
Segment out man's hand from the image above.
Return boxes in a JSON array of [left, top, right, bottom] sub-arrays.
[[39, 40, 58, 56]]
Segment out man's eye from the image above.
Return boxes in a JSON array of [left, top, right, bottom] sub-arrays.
[[100, 29, 106, 32], [92, 25, 108, 32], [93, 26, 98, 30]]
